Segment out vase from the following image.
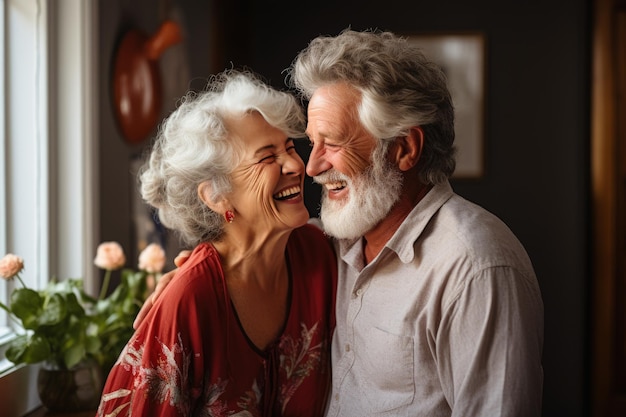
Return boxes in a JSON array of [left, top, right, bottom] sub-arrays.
[[37, 358, 104, 412]]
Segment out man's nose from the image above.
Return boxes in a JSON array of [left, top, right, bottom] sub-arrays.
[[306, 143, 331, 177]]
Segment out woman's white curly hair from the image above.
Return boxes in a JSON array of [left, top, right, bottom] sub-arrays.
[[139, 69, 306, 246]]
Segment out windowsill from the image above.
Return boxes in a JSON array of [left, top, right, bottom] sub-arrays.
[[0, 329, 18, 376], [0, 363, 41, 417]]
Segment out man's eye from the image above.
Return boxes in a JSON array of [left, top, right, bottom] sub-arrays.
[[309, 141, 339, 150], [287, 145, 296, 152]]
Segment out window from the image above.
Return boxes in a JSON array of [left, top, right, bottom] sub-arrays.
[[0, 0, 7, 341], [0, 0, 96, 415]]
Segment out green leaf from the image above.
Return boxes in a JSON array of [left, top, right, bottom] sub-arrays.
[[64, 292, 86, 316], [5, 334, 29, 364], [6, 333, 52, 365], [10, 288, 43, 329], [64, 344, 85, 369], [38, 293, 67, 327], [84, 334, 101, 354], [26, 334, 54, 363]]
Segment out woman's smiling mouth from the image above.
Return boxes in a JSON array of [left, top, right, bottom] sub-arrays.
[[273, 185, 301, 200]]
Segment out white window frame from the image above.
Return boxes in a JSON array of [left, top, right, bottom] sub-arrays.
[[0, 1, 97, 415]]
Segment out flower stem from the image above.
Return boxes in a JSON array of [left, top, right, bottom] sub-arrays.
[[15, 273, 26, 288], [98, 270, 111, 300], [0, 301, 11, 314]]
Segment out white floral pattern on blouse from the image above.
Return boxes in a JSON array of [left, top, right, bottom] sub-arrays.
[[98, 322, 323, 417]]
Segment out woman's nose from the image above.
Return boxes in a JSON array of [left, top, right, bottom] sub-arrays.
[[281, 151, 305, 175]]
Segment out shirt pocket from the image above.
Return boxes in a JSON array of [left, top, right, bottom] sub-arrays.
[[357, 325, 415, 412]]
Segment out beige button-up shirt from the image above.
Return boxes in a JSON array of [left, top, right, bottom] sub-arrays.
[[325, 181, 544, 417]]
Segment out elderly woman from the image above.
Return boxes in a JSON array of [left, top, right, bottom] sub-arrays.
[[96, 70, 337, 417]]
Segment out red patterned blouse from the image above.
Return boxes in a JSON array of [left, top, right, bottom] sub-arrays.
[[96, 224, 337, 417]]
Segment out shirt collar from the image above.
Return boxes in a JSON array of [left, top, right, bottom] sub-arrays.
[[387, 181, 454, 263]]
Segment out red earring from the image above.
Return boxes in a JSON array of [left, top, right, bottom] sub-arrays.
[[224, 210, 235, 223]]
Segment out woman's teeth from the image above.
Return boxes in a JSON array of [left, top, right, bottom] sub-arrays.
[[274, 186, 301, 200]]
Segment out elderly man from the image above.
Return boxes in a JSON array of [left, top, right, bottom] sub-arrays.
[[286, 28, 543, 417]]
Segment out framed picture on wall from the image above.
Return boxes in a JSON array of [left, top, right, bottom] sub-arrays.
[[407, 33, 486, 179]]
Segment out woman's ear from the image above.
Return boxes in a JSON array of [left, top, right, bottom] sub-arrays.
[[198, 181, 229, 213], [392, 127, 424, 172]]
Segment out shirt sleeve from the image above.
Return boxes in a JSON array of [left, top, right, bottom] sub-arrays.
[[437, 266, 544, 417]]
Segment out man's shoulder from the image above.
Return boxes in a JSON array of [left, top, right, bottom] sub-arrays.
[[436, 195, 534, 271]]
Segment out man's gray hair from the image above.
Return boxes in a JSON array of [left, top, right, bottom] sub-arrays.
[[287, 28, 456, 184]]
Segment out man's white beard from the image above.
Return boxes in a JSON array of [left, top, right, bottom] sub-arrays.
[[315, 148, 403, 240]]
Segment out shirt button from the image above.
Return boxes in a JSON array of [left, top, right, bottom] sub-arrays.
[[345, 344, 351, 352], [335, 394, 340, 401], [356, 289, 363, 296]]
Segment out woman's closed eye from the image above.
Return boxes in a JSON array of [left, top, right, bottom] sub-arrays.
[[257, 145, 297, 164], [258, 153, 278, 164]]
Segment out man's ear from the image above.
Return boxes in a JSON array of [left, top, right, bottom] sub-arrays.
[[392, 126, 424, 172], [198, 181, 229, 213]]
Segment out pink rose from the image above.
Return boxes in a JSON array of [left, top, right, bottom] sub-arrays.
[[0, 254, 24, 279], [138, 243, 166, 274], [94, 242, 126, 270]]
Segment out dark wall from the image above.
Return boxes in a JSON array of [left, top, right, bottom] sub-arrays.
[[99, 1, 590, 416], [98, 0, 213, 279], [215, 1, 591, 416]]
